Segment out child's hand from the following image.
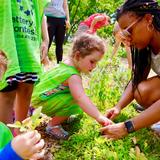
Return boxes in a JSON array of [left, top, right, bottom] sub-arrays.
[[105, 15, 111, 26], [11, 130, 45, 160], [0, 51, 7, 80], [40, 40, 49, 64], [86, 29, 94, 34], [105, 105, 121, 120], [97, 115, 113, 126], [42, 56, 51, 68]]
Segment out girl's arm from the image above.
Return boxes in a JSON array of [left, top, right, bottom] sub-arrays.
[[68, 75, 112, 125], [89, 15, 105, 32], [63, 0, 70, 29], [41, 15, 49, 45], [41, 15, 50, 65]]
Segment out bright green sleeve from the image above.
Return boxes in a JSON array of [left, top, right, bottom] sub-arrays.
[[0, 1, 20, 90], [0, 122, 13, 150]]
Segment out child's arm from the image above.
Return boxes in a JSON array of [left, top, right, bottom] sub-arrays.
[[68, 75, 112, 125], [41, 15, 50, 66], [89, 15, 109, 33]]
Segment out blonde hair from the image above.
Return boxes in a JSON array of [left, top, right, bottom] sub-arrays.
[[71, 33, 106, 58]]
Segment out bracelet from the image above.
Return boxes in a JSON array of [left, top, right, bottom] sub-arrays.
[[124, 120, 135, 133]]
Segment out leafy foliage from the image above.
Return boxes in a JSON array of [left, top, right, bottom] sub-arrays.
[[67, 0, 124, 38], [52, 44, 160, 160], [7, 107, 51, 132]]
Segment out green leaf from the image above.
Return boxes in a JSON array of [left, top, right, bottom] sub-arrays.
[[31, 106, 42, 122], [7, 121, 22, 129]]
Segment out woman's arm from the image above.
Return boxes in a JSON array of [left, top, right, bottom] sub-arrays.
[[68, 75, 112, 125], [111, 39, 121, 59], [132, 99, 160, 130], [63, 0, 70, 29], [116, 81, 134, 110], [106, 81, 134, 120], [101, 99, 160, 139]]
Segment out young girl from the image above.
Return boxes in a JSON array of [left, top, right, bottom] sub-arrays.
[[32, 33, 112, 140], [0, 1, 49, 126]]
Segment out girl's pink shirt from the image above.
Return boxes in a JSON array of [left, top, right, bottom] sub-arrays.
[[80, 13, 107, 33]]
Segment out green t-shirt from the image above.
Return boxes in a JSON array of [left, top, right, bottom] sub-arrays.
[[0, 122, 13, 150], [0, 0, 50, 90]]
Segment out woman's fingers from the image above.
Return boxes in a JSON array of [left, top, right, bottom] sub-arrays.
[[100, 123, 128, 140], [100, 125, 110, 133]]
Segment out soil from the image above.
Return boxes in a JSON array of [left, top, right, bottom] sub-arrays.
[[36, 123, 61, 160]]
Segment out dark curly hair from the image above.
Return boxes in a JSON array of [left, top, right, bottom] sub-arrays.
[[116, 0, 160, 90]]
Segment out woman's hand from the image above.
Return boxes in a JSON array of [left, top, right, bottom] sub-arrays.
[[100, 122, 128, 140], [65, 20, 70, 30], [105, 105, 121, 120]]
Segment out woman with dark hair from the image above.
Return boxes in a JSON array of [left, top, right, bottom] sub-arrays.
[[101, 0, 160, 139]]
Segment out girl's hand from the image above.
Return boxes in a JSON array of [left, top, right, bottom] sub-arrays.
[[0, 51, 7, 80], [40, 40, 49, 64], [97, 115, 113, 126], [86, 29, 94, 34], [105, 105, 121, 120], [11, 130, 45, 160], [41, 56, 51, 68], [105, 15, 111, 26], [100, 122, 128, 140]]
